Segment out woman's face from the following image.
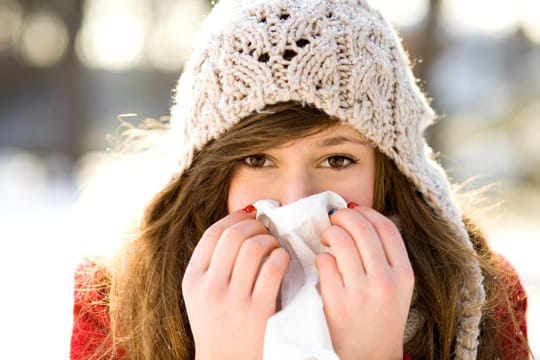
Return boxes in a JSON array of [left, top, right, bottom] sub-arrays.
[[227, 124, 376, 212]]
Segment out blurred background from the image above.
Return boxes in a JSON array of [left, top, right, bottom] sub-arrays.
[[0, 0, 538, 358]]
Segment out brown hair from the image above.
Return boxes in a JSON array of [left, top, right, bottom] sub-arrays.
[[91, 102, 528, 359]]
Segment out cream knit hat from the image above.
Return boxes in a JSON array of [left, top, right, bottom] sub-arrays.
[[169, 0, 485, 358]]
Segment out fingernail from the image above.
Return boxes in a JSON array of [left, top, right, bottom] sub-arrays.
[[328, 208, 337, 216], [242, 204, 256, 213], [347, 202, 358, 209]]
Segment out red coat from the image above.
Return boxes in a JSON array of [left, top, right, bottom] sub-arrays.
[[70, 255, 529, 359], [70, 258, 116, 359]]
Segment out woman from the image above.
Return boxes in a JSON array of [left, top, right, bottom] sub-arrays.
[[71, 0, 529, 359]]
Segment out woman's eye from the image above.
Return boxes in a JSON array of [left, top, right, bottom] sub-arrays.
[[244, 155, 271, 168], [321, 155, 355, 168]]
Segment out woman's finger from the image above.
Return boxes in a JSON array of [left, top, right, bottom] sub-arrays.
[[329, 209, 389, 273], [185, 209, 256, 274], [353, 207, 410, 268], [229, 234, 281, 297], [252, 248, 289, 309], [316, 252, 344, 307], [320, 225, 365, 285], [207, 218, 269, 285]]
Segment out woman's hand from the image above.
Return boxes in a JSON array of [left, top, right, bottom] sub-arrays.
[[316, 206, 414, 360], [182, 207, 289, 360]]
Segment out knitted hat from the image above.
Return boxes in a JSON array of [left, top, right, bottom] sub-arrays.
[[169, 0, 485, 358]]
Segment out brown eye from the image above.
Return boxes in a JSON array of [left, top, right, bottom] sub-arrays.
[[322, 155, 355, 168], [328, 156, 345, 168], [244, 155, 270, 167]]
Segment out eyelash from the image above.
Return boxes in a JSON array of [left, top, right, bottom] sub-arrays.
[[320, 155, 357, 169], [241, 154, 358, 169], [242, 154, 273, 168]]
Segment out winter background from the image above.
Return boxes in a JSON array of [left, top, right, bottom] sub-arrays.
[[0, 0, 539, 358]]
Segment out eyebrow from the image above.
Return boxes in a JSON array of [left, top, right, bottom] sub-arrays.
[[316, 135, 369, 147]]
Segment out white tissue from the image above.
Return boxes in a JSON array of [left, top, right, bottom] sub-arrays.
[[254, 191, 347, 360]]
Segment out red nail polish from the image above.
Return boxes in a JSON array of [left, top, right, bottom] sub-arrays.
[[242, 204, 256, 213], [347, 202, 358, 209]]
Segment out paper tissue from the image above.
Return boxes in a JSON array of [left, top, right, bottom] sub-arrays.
[[254, 191, 346, 360]]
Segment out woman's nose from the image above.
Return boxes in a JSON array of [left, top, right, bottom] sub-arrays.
[[279, 170, 317, 205]]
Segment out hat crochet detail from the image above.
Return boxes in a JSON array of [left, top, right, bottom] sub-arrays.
[[170, 0, 486, 358]]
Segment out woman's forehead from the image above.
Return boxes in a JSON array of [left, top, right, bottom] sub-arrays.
[[304, 124, 369, 143], [275, 124, 371, 149]]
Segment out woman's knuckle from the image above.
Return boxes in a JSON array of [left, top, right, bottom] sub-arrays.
[[371, 272, 395, 296], [398, 266, 415, 286], [324, 228, 350, 249], [354, 218, 372, 234], [243, 237, 267, 257], [221, 225, 243, 241], [181, 275, 194, 293], [331, 235, 349, 250], [263, 261, 282, 278], [202, 223, 226, 241], [377, 217, 397, 232], [201, 278, 223, 298]]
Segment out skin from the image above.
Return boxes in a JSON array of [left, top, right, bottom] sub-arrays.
[[182, 125, 414, 360]]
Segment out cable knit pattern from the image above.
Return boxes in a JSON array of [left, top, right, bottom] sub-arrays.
[[169, 0, 486, 358]]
